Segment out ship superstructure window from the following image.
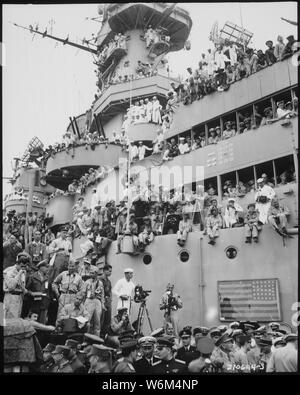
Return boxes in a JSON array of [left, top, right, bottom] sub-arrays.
[[221, 171, 237, 198], [221, 114, 237, 140], [236, 166, 256, 195], [237, 105, 254, 133], [191, 124, 206, 148], [274, 155, 296, 185], [204, 177, 218, 195], [273, 89, 293, 116], [255, 160, 275, 187], [207, 119, 222, 144]]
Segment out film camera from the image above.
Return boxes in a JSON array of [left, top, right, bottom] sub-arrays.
[[134, 285, 152, 303], [256, 195, 268, 204]]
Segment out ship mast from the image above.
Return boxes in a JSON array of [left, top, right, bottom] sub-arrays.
[[12, 22, 98, 55]]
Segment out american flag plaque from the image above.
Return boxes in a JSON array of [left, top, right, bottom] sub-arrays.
[[218, 278, 281, 322]]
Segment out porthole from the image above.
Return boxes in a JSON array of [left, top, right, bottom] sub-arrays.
[[225, 246, 238, 260], [179, 249, 190, 263], [143, 253, 152, 265]]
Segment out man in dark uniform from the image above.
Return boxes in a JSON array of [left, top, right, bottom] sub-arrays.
[[134, 336, 160, 374], [152, 336, 187, 374], [87, 344, 115, 373], [77, 333, 104, 372], [51, 345, 74, 373], [176, 328, 200, 365], [188, 336, 216, 373], [65, 339, 86, 373], [113, 339, 138, 373], [40, 343, 56, 372], [101, 264, 112, 338]]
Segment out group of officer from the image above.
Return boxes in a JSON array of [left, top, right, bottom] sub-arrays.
[[38, 320, 297, 374]]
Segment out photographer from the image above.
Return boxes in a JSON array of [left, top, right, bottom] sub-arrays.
[[107, 307, 133, 348], [254, 178, 276, 224], [159, 284, 183, 338]]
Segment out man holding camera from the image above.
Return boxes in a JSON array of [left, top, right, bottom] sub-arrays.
[[3, 234, 23, 270], [159, 284, 183, 338], [255, 178, 276, 224], [3, 252, 31, 319], [107, 307, 133, 348], [112, 268, 135, 316]]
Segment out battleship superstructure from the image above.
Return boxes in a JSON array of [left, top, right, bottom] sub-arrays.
[[7, 3, 298, 332]]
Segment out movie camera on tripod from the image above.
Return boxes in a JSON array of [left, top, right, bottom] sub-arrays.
[[132, 285, 153, 335], [134, 285, 152, 303]]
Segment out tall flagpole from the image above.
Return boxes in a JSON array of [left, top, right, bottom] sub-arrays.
[[239, 3, 246, 51], [125, 77, 133, 231]]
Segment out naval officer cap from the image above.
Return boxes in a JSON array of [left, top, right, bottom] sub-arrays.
[[52, 345, 71, 357], [120, 339, 138, 351], [150, 327, 165, 338], [256, 337, 273, 347], [209, 327, 222, 337], [284, 333, 298, 342], [43, 343, 56, 353], [156, 336, 174, 348], [254, 325, 267, 334], [273, 337, 286, 347], [269, 322, 280, 329], [232, 329, 243, 338], [124, 268, 134, 273], [83, 333, 104, 346], [87, 344, 114, 358], [217, 325, 228, 333], [215, 331, 234, 347], [138, 336, 157, 346], [179, 328, 192, 338]]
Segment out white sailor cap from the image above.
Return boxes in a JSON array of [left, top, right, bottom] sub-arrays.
[[124, 268, 134, 273]]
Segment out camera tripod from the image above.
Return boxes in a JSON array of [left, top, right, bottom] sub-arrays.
[[134, 299, 153, 335]]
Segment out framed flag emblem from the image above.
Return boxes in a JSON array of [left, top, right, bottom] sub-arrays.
[[218, 278, 281, 321]]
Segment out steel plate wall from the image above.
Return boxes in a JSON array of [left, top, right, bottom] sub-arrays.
[[46, 144, 127, 175]]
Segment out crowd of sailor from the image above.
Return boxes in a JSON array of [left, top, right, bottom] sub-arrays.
[[5, 165, 295, 261], [96, 33, 127, 66], [144, 25, 171, 49], [170, 34, 297, 101], [3, 210, 55, 249]]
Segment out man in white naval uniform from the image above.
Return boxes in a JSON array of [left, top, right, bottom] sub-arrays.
[[255, 178, 276, 224], [112, 268, 135, 316]]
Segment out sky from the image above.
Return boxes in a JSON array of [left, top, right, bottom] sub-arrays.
[[2, 2, 297, 199]]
